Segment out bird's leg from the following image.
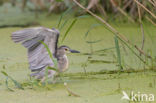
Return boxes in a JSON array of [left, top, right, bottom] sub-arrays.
[[58, 72, 64, 81], [41, 70, 57, 83], [41, 77, 46, 83], [51, 76, 57, 84], [48, 70, 57, 83]]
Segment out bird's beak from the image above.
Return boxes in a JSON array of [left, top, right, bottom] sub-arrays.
[[70, 49, 80, 53]]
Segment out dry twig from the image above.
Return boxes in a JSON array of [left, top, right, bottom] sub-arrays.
[[148, 0, 156, 8], [110, 0, 135, 23], [133, 0, 156, 19], [145, 16, 156, 26]]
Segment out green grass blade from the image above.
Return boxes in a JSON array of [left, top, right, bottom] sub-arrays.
[[93, 47, 115, 53], [114, 36, 123, 70], [39, 41, 58, 67], [10, 77, 24, 90], [61, 18, 77, 43], [2, 71, 24, 90], [39, 41, 53, 61], [1, 71, 8, 76], [118, 36, 146, 64], [57, 6, 72, 28], [57, 14, 63, 28], [59, 19, 69, 31], [47, 66, 58, 72], [85, 24, 101, 38], [86, 39, 103, 44], [77, 15, 90, 19], [5, 77, 14, 92]]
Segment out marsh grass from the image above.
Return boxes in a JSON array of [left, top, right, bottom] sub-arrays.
[[73, 0, 156, 68], [114, 35, 123, 71], [80, 17, 155, 74], [81, 25, 100, 75], [61, 18, 77, 43], [57, 6, 73, 29]]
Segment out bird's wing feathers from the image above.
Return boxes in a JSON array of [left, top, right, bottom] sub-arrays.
[[12, 27, 42, 43], [11, 27, 59, 71]]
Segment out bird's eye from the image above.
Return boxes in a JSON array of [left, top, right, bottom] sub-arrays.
[[65, 48, 68, 51]]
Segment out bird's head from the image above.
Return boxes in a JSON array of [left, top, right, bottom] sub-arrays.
[[56, 45, 80, 57]]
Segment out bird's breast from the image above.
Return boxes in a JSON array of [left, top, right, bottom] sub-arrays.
[[57, 55, 68, 72]]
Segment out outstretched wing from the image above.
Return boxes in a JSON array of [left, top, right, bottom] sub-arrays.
[[11, 27, 59, 71]]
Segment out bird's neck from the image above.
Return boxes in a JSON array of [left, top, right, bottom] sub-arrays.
[[55, 50, 65, 59], [56, 54, 67, 60]]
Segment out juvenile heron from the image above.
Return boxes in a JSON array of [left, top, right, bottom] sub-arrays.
[[11, 27, 80, 81]]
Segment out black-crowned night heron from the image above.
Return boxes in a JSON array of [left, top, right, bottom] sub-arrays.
[[11, 27, 80, 81]]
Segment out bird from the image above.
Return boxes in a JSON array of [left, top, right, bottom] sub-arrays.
[[11, 27, 80, 82]]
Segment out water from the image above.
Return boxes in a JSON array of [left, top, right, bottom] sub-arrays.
[[0, 16, 156, 103]]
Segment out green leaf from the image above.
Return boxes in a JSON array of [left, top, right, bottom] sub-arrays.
[[57, 14, 63, 28], [59, 19, 69, 31], [39, 41, 53, 61], [10, 77, 24, 90], [61, 18, 77, 43], [47, 66, 58, 72], [57, 6, 72, 28], [2, 71, 24, 90], [114, 36, 123, 70], [85, 24, 101, 38], [93, 47, 115, 53], [1, 71, 8, 76], [86, 39, 103, 44], [39, 41, 58, 68], [5, 77, 14, 92]]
